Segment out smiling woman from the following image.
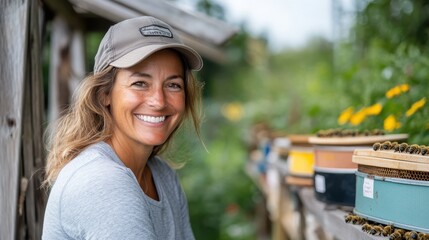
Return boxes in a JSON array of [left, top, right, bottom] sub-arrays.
[[42, 16, 204, 240]]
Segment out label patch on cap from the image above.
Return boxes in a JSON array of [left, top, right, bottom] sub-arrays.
[[139, 25, 173, 38]]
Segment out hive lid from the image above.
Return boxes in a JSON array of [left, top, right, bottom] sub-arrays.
[[287, 134, 314, 146], [352, 149, 429, 172], [308, 133, 408, 146]]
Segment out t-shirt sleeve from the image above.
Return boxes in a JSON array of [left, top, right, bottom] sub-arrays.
[[59, 159, 156, 240]]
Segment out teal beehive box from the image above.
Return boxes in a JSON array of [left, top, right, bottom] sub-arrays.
[[353, 149, 429, 233]]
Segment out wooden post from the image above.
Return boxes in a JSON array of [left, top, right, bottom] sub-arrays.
[[0, 1, 31, 240], [19, 0, 47, 239], [48, 16, 72, 122]]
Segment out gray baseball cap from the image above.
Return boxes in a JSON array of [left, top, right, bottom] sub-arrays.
[[94, 16, 203, 73]]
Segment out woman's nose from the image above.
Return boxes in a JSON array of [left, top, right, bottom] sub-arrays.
[[147, 87, 166, 109]]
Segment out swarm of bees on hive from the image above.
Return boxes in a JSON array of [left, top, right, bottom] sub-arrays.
[[345, 213, 429, 239], [373, 141, 429, 156], [316, 129, 385, 138]]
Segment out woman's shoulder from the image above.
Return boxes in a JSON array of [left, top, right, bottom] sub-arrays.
[[51, 142, 138, 199]]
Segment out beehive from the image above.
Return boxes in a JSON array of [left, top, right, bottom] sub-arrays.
[[285, 135, 315, 187], [309, 133, 408, 207], [353, 148, 429, 232]]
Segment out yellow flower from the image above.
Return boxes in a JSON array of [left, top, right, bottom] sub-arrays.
[[399, 84, 409, 92], [337, 107, 354, 125], [364, 103, 383, 116], [221, 102, 244, 122], [385, 86, 401, 99], [383, 115, 401, 131], [349, 109, 367, 126], [385, 83, 409, 99], [406, 97, 426, 117]]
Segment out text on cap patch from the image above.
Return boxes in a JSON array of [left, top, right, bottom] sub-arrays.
[[139, 25, 173, 38]]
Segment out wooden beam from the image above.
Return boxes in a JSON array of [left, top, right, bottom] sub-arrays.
[[68, 0, 233, 63], [70, 0, 141, 23], [70, 0, 237, 45], [0, 0, 30, 239], [113, 0, 237, 46]]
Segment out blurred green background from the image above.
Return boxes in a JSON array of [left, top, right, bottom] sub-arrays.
[[65, 0, 429, 239], [171, 1, 429, 239]]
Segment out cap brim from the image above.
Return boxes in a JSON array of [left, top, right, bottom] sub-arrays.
[[110, 44, 203, 71]]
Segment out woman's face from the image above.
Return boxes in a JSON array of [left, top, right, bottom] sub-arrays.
[[107, 49, 185, 150]]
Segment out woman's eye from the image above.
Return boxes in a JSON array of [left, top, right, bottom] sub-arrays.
[[131, 81, 147, 87], [167, 82, 183, 90]]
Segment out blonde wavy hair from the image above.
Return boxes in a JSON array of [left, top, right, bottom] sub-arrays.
[[44, 60, 204, 187]]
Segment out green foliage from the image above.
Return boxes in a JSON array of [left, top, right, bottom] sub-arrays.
[[169, 102, 258, 240], [335, 0, 429, 144]]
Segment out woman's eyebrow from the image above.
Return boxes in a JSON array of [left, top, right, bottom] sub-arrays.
[[166, 75, 184, 80], [130, 72, 151, 78]]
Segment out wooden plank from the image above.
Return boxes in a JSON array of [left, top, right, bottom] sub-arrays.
[[287, 134, 314, 145], [353, 149, 429, 164], [0, 0, 30, 240], [113, 0, 237, 45], [353, 155, 429, 172], [70, 0, 237, 45], [298, 188, 386, 240], [309, 134, 408, 146]]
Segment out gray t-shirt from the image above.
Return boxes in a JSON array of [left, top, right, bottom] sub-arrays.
[[42, 141, 195, 240]]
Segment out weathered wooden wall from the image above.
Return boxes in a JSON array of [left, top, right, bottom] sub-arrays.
[[0, 0, 31, 239], [0, 1, 235, 239], [1, 0, 46, 239]]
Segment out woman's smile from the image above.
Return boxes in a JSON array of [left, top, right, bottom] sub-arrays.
[[136, 115, 167, 124]]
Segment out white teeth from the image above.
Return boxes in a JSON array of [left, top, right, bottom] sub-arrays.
[[137, 115, 166, 123]]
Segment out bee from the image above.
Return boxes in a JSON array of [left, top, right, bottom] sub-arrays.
[[344, 213, 354, 223], [407, 144, 420, 154], [333, 128, 343, 137], [394, 144, 401, 152], [391, 142, 399, 150], [350, 129, 359, 136], [351, 215, 365, 225], [362, 223, 372, 232], [369, 225, 383, 235], [420, 146, 429, 156], [317, 129, 336, 137], [381, 141, 392, 150], [389, 229, 406, 239], [410, 231, 418, 239], [418, 232, 429, 240], [382, 225, 394, 236], [362, 129, 371, 136], [390, 231, 403, 240], [372, 129, 385, 135], [403, 231, 419, 240], [399, 143, 409, 153], [373, 142, 382, 151]]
